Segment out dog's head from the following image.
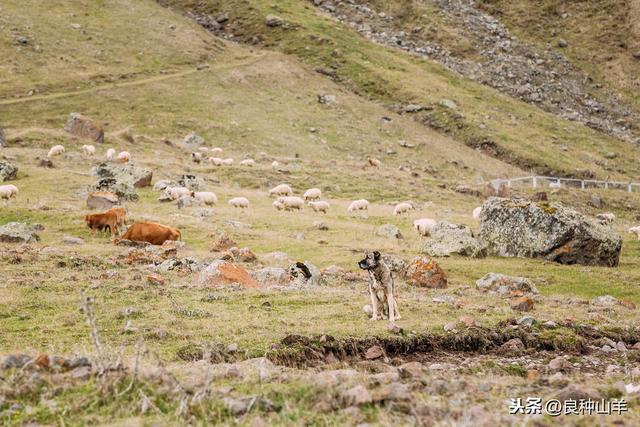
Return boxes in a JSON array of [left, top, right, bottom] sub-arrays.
[[289, 262, 312, 280], [358, 251, 381, 270]]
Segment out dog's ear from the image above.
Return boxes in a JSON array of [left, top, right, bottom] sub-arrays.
[[373, 251, 381, 260]]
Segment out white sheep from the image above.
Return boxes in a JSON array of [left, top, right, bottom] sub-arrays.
[[116, 151, 130, 163], [0, 184, 18, 200], [308, 200, 330, 213], [472, 206, 482, 219], [211, 147, 223, 153], [596, 212, 616, 224], [192, 191, 218, 206], [277, 196, 304, 211], [268, 183, 293, 197], [229, 197, 250, 209], [367, 157, 381, 167], [47, 145, 65, 158], [166, 186, 190, 201], [222, 158, 234, 165], [191, 152, 203, 163], [198, 147, 210, 152], [392, 202, 413, 216], [240, 159, 255, 167], [208, 157, 224, 166], [106, 148, 116, 161], [81, 144, 96, 156], [272, 199, 285, 211], [303, 188, 322, 201], [629, 226, 640, 240], [413, 218, 436, 236], [348, 199, 369, 212]]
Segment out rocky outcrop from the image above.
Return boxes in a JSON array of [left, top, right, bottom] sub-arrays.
[[0, 161, 18, 181], [0, 222, 41, 243], [91, 163, 152, 201], [422, 221, 485, 257], [64, 113, 104, 143], [479, 198, 622, 266]]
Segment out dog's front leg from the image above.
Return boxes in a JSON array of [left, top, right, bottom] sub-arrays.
[[369, 282, 378, 321], [387, 291, 396, 323]]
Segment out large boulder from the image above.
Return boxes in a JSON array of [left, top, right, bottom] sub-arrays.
[[422, 221, 485, 257], [405, 256, 447, 288], [91, 163, 152, 201], [86, 191, 119, 210], [0, 222, 41, 243], [0, 161, 18, 181], [375, 223, 403, 239], [478, 198, 622, 267], [177, 174, 204, 191], [64, 113, 104, 143], [93, 177, 138, 201], [197, 260, 259, 289]]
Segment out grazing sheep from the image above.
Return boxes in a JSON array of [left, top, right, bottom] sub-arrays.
[[413, 218, 436, 236], [272, 199, 285, 211], [229, 197, 250, 209], [367, 157, 381, 167], [268, 183, 293, 197], [198, 147, 210, 152], [81, 144, 96, 156], [596, 212, 616, 224], [348, 199, 369, 212], [0, 184, 18, 200], [240, 159, 255, 167], [277, 196, 304, 211], [392, 202, 413, 216], [106, 148, 116, 161], [472, 206, 482, 219], [303, 188, 322, 201], [191, 152, 203, 163], [192, 191, 218, 206], [629, 226, 640, 240], [222, 158, 234, 165], [211, 147, 223, 153], [116, 151, 131, 163], [47, 145, 65, 158], [166, 186, 190, 201], [308, 200, 330, 213], [208, 157, 223, 166]]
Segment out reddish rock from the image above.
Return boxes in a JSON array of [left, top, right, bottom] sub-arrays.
[[365, 345, 384, 360], [64, 112, 104, 143], [619, 300, 636, 310], [197, 260, 259, 289], [405, 256, 447, 288], [35, 354, 50, 369], [527, 369, 540, 381], [398, 361, 424, 379], [238, 247, 257, 263], [511, 296, 534, 312], [209, 233, 237, 252], [147, 273, 165, 286], [459, 315, 476, 327], [531, 192, 548, 202]]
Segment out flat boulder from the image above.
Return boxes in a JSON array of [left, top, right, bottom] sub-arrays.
[[64, 112, 104, 143], [86, 191, 119, 210], [476, 272, 538, 295], [375, 223, 403, 239], [479, 197, 622, 266], [0, 222, 41, 243], [422, 221, 485, 257], [405, 256, 447, 288], [93, 163, 152, 188], [197, 260, 259, 288], [0, 161, 17, 181]]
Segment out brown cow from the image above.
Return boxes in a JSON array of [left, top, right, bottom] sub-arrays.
[[107, 206, 127, 228], [114, 222, 181, 245], [85, 211, 119, 237]]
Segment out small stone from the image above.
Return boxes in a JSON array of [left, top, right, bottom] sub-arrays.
[[265, 15, 284, 27], [616, 342, 627, 352], [147, 273, 165, 286], [227, 343, 239, 353], [70, 366, 91, 381], [619, 300, 636, 310], [2, 354, 32, 369], [373, 382, 410, 401], [557, 38, 568, 48], [592, 295, 618, 307], [511, 296, 534, 312], [34, 354, 50, 369], [549, 356, 572, 372], [444, 322, 457, 332], [527, 369, 540, 381], [341, 385, 372, 406], [517, 316, 535, 327], [633, 342, 640, 350], [387, 323, 403, 335], [498, 338, 525, 354], [398, 361, 423, 379], [313, 221, 329, 231], [459, 315, 476, 327], [63, 236, 85, 245], [365, 346, 384, 360]]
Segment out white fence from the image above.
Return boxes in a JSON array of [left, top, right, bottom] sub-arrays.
[[490, 176, 640, 193]]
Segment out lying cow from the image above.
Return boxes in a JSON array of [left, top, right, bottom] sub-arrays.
[[85, 211, 119, 237], [114, 221, 181, 245]]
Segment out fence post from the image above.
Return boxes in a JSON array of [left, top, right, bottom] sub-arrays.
[[605, 182, 608, 189], [507, 180, 512, 187], [532, 176, 537, 188], [581, 180, 585, 190], [629, 184, 632, 193]]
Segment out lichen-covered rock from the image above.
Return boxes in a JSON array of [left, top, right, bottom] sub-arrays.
[[64, 112, 104, 143], [422, 221, 485, 257], [177, 174, 204, 191], [0, 222, 41, 243], [476, 273, 538, 295], [93, 163, 152, 188], [405, 256, 447, 288], [0, 161, 18, 181], [86, 191, 119, 210], [375, 223, 403, 239], [479, 197, 622, 266]]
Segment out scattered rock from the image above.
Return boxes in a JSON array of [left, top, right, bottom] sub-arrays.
[[422, 221, 485, 257], [340, 385, 372, 406], [404, 256, 447, 288], [86, 191, 119, 210], [197, 260, 259, 288], [557, 38, 568, 48], [591, 295, 618, 307], [38, 158, 54, 168], [619, 299, 636, 310], [475, 272, 538, 295], [444, 322, 457, 332], [147, 273, 165, 286], [0, 161, 18, 181], [177, 174, 204, 191], [238, 247, 257, 263], [589, 195, 602, 208], [313, 220, 329, 230], [210, 233, 237, 252], [398, 361, 423, 379], [459, 315, 476, 327], [498, 338, 525, 354], [317, 94, 337, 105], [549, 356, 573, 372], [153, 180, 174, 191], [252, 267, 289, 287], [382, 254, 405, 273], [510, 296, 534, 312], [517, 316, 535, 327], [181, 132, 205, 146], [531, 192, 548, 202], [0, 222, 41, 243], [454, 185, 480, 197], [70, 366, 92, 381], [177, 195, 201, 209], [265, 14, 284, 27], [93, 162, 152, 188], [2, 354, 32, 369], [373, 382, 410, 402], [439, 99, 458, 109], [375, 224, 403, 241], [62, 236, 85, 245], [64, 113, 104, 143], [365, 346, 384, 360], [479, 198, 622, 266]]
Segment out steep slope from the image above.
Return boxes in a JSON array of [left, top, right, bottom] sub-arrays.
[[161, 0, 640, 180]]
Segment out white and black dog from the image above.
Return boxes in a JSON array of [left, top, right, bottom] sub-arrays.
[[358, 251, 400, 322]]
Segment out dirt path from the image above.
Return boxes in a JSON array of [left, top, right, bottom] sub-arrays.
[[0, 54, 265, 107]]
